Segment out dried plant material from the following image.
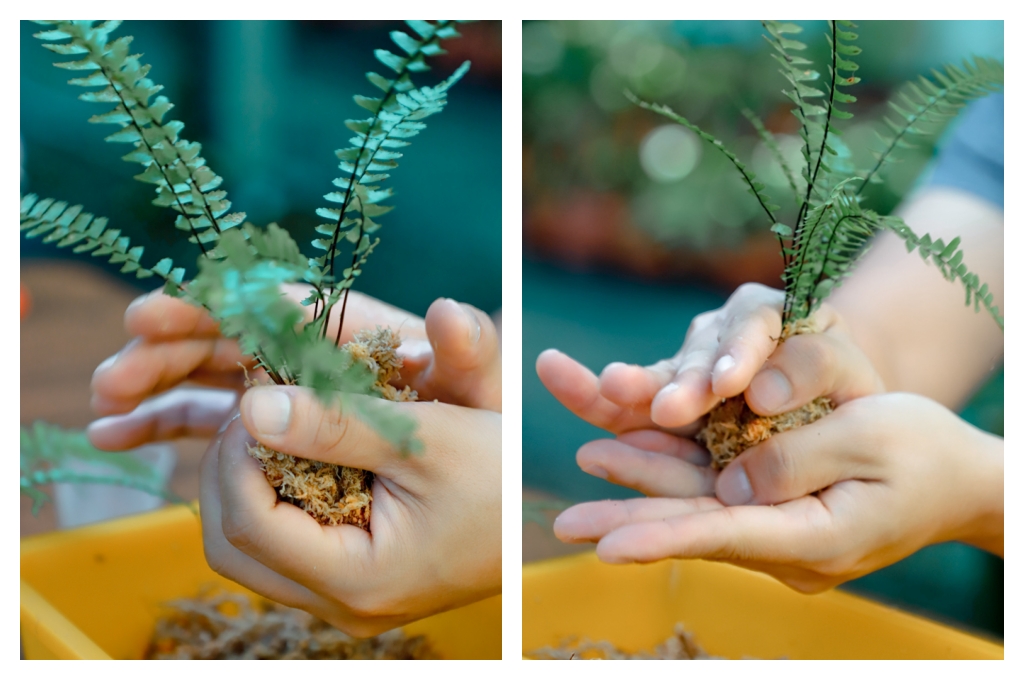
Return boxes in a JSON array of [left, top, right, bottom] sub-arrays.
[[147, 591, 437, 660], [248, 327, 417, 530], [529, 623, 724, 660], [698, 320, 833, 469], [349, 327, 419, 402], [249, 443, 374, 528]]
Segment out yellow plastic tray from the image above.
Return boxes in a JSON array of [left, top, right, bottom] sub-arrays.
[[523, 552, 1002, 659], [21, 504, 500, 659]]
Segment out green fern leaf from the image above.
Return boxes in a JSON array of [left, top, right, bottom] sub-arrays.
[[858, 55, 1003, 192], [33, 21, 245, 258]]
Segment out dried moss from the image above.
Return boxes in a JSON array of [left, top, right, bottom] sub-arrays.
[[697, 319, 833, 469], [248, 327, 416, 530], [147, 591, 437, 660], [529, 623, 724, 660]]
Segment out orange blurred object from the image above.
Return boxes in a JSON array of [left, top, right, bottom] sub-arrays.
[[21, 283, 31, 319]]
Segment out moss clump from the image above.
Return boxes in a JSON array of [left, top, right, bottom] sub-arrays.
[[148, 591, 437, 659], [697, 319, 833, 469], [248, 327, 416, 530]]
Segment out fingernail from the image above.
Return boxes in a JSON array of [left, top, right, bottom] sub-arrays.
[[656, 382, 679, 399], [250, 389, 292, 435], [217, 412, 241, 436], [750, 368, 792, 412], [94, 353, 118, 376], [712, 354, 736, 383], [718, 464, 754, 505], [457, 302, 481, 345], [582, 464, 609, 480], [126, 292, 149, 312]]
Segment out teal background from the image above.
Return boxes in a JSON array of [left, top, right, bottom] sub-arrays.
[[21, 20, 502, 317]]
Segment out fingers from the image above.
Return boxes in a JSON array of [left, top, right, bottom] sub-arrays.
[[91, 337, 249, 415], [554, 496, 724, 543], [125, 288, 222, 339], [744, 314, 886, 415], [575, 432, 716, 499], [239, 385, 491, 475], [198, 417, 322, 613], [715, 401, 883, 506], [591, 285, 785, 430], [87, 388, 239, 451], [594, 496, 830, 565], [538, 349, 674, 434], [706, 283, 785, 397], [647, 285, 784, 428], [211, 418, 416, 637], [596, 360, 675, 407], [414, 298, 501, 411], [285, 285, 427, 346], [215, 417, 371, 577]]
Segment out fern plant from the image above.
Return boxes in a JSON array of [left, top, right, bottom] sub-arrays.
[[22, 20, 472, 527], [629, 20, 1003, 468], [21, 421, 181, 515]]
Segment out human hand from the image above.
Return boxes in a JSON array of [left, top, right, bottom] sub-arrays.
[[554, 393, 1004, 592], [88, 288, 500, 450], [199, 386, 501, 636], [536, 283, 885, 499]]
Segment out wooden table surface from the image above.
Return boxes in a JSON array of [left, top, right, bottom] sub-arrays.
[[20, 260, 207, 538]]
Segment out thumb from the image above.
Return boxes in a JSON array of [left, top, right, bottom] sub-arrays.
[[744, 321, 885, 416], [239, 385, 418, 476]]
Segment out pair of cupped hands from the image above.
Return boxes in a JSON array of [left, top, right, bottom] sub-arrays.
[[88, 285, 501, 637], [539, 283, 1003, 594]]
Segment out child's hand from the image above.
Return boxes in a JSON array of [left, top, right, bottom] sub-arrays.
[[538, 283, 883, 434], [536, 283, 886, 500], [553, 393, 1003, 592], [88, 290, 500, 450], [199, 391, 501, 637]]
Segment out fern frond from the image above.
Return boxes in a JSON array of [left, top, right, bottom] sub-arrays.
[[20, 421, 182, 515], [32, 21, 245, 258], [20, 194, 187, 292], [761, 22, 824, 204], [741, 107, 803, 207], [806, 21, 860, 203], [313, 20, 471, 341], [857, 55, 1003, 194], [874, 214, 1003, 329], [188, 227, 382, 403], [627, 91, 780, 226]]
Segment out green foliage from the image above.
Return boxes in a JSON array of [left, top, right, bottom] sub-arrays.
[[858, 55, 1003, 193], [629, 20, 1003, 331], [33, 20, 244, 259], [20, 194, 185, 288], [25, 20, 473, 455], [21, 421, 181, 515], [310, 22, 470, 342]]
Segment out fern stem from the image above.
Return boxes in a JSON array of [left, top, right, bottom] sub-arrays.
[[324, 21, 454, 340], [784, 201, 831, 324], [333, 196, 368, 345]]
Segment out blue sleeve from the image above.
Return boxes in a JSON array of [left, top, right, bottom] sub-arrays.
[[923, 93, 1003, 209]]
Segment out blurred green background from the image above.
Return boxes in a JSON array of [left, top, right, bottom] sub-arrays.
[[523, 20, 1002, 639], [21, 20, 502, 317]]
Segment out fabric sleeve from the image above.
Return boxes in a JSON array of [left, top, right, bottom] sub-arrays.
[[923, 93, 1003, 209]]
